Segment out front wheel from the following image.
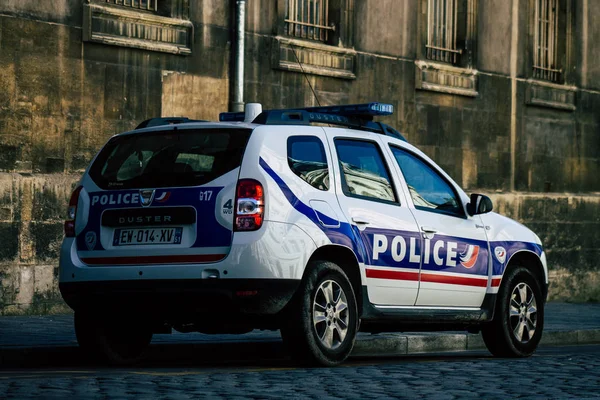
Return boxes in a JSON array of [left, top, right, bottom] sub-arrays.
[[281, 261, 358, 366], [482, 266, 544, 357]]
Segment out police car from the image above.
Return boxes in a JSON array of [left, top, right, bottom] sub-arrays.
[[59, 102, 547, 366]]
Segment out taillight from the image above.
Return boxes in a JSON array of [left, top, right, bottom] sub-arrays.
[[234, 179, 264, 231], [64, 186, 83, 237]]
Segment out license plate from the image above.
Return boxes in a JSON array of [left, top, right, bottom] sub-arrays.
[[113, 228, 183, 246]]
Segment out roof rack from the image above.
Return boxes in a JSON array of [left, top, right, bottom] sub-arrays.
[[135, 117, 207, 130], [218, 102, 407, 142]]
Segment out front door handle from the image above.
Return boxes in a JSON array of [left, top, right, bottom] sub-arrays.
[[421, 226, 437, 239], [352, 217, 370, 225]]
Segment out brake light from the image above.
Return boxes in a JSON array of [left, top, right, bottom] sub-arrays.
[[234, 179, 264, 231], [64, 186, 83, 237]]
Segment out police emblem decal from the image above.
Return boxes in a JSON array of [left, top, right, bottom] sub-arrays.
[[139, 189, 155, 207], [494, 246, 507, 264], [85, 231, 97, 251]]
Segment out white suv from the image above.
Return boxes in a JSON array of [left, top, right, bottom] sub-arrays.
[[59, 103, 548, 366]]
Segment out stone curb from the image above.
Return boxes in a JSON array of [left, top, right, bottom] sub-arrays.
[[352, 329, 600, 356], [1, 329, 599, 367]]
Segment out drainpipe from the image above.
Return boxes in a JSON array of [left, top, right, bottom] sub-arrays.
[[231, 0, 246, 112]]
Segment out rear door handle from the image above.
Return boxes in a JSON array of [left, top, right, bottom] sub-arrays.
[[352, 217, 370, 225]]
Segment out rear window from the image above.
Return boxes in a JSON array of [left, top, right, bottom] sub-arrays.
[[89, 128, 252, 189]]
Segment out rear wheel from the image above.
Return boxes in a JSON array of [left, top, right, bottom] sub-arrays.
[[75, 312, 153, 365], [281, 261, 358, 367], [482, 266, 544, 357]]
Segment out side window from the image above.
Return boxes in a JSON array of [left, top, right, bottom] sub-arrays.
[[287, 136, 330, 191], [334, 139, 396, 203], [390, 146, 463, 217]]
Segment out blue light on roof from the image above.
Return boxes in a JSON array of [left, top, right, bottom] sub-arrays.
[[219, 112, 245, 122], [302, 102, 394, 117]]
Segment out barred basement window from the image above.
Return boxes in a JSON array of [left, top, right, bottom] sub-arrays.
[[102, 0, 158, 12], [285, 0, 334, 42], [533, 0, 561, 82], [426, 0, 461, 64], [105, 0, 158, 12], [84, 0, 192, 55]]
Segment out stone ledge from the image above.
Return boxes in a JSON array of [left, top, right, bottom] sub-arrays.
[[272, 36, 356, 80], [83, 3, 193, 55], [415, 60, 478, 97], [525, 79, 577, 111]]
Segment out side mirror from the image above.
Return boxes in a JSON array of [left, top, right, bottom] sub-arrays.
[[467, 193, 493, 216]]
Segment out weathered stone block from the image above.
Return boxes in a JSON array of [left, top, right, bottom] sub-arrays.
[[14, 264, 34, 306], [0, 144, 18, 171], [0, 222, 19, 261], [33, 264, 55, 295], [31, 222, 63, 262], [45, 157, 64, 173], [0, 207, 11, 221]]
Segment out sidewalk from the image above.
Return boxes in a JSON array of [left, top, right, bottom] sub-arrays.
[[1, 302, 599, 366]]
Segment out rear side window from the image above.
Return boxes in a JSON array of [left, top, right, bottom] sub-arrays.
[[334, 139, 396, 203], [89, 129, 252, 189], [287, 136, 330, 191]]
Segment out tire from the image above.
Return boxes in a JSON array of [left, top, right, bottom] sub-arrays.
[[482, 266, 544, 357], [75, 311, 153, 365], [281, 260, 358, 367]]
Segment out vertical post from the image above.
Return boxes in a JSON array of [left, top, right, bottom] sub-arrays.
[[553, 0, 558, 81], [452, 0, 457, 63], [313, 0, 317, 40], [542, 0, 547, 80], [509, 0, 519, 192], [427, 0, 432, 60], [581, 0, 588, 87], [289, 0, 295, 36], [534, 0, 539, 79], [231, 0, 246, 113]]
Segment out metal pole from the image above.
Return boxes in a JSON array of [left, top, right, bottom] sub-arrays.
[[231, 0, 246, 112]]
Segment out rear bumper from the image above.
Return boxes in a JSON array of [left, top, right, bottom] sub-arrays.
[[59, 278, 300, 317]]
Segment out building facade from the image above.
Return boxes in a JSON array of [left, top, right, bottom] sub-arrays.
[[0, 0, 598, 314]]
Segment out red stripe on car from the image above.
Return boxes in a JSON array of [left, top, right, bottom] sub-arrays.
[[82, 254, 226, 265]]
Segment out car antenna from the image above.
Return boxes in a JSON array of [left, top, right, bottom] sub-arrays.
[[289, 42, 322, 107]]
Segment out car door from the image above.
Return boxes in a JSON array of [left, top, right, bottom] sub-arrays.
[[325, 128, 422, 306], [386, 144, 491, 308]]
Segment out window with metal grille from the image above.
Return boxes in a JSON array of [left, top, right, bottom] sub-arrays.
[[533, 0, 561, 82], [426, 0, 461, 64], [285, 0, 334, 42], [102, 0, 158, 12]]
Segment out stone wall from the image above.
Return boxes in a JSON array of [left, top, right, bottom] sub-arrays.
[[0, 0, 598, 314], [0, 173, 79, 314], [492, 193, 600, 302]]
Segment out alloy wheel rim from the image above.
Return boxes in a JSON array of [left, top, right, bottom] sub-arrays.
[[313, 280, 349, 350], [509, 282, 537, 344]]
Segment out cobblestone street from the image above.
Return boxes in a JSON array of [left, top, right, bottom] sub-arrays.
[[1, 346, 599, 399]]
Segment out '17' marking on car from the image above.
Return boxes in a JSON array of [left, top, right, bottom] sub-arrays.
[[199, 190, 213, 201]]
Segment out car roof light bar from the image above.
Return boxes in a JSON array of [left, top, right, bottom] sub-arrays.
[[219, 102, 394, 122], [217, 102, 406, 142]]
